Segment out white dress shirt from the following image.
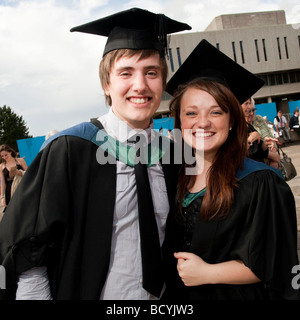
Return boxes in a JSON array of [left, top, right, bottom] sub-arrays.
[[99, 109, 169, 300]]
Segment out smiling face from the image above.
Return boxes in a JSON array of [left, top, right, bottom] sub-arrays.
[[0, 151, 12, 162], [180, 87, 231, 159], [241, 98, 256, 123], [104, 52, 164, 129]]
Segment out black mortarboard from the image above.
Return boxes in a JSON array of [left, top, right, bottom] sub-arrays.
[[70, 7, 191, 57], [166, 39, 264, 104]]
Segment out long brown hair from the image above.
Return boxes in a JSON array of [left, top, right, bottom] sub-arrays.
[[0, 144, 18, 163], [169, 79, 248, 221]]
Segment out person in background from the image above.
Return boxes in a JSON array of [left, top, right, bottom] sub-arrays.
[[163, 39, 299, 300], [274, 110, 291, 143], [0, 8, 190, 300], [263, 116, 279, 139], [167, 129, 174, 140], [289, 109, 299, 130], [241, 98, 280, 168], [0, 144, 27, 210], [0, 176, 3, 223], [296, 107, 300, 122], [45, 130, 59, 140]]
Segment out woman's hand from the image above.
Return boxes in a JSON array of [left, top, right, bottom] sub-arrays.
[[1, 197, 7, 208], [174, 252, 212, 286], [264, 136, 279, 150], [15, 169, 24, 177], [174, 252, 261, 286], [248, 131, 260, 145]]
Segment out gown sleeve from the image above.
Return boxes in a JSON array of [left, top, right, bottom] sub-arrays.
[[231, 169, 300, 300], [0, 137, 72, 299]]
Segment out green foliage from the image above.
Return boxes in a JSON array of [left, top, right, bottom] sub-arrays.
[[0, 105, 32, 151]]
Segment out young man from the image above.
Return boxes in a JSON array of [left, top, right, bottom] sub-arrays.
[[274, 110, 291, 142], [0, 8, 191, 300], [289, 109, 300, 130]]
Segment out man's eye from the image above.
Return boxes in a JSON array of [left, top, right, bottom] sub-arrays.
[[120, 72, 131, 77], [147, 71, 158, 77]]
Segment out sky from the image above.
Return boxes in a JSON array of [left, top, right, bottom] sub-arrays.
[[0, 0, 299, 137]]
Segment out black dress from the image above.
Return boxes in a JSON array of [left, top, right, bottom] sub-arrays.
[[165, 158, 300, 300], [2, 163, 23, 205]]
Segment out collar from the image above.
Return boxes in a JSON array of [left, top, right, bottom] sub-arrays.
[[182, 157, 283, 207], [98, 108, 154, 146], [96, 109, 169, 167]]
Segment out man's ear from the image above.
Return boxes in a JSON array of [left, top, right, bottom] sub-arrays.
[[104, 86, 110, 96]]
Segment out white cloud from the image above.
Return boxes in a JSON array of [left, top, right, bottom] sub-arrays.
[[78, 0, 108, 15], [279, 0, 300, 23]]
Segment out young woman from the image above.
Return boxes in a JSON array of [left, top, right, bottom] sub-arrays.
[[164, 40, 300, 300], [0, 144, 27, 208]]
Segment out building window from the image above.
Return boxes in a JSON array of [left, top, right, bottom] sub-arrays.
[[254, 39, 260, 62], [269, 74, 276, 85], [284, 37, 289, 59], [298, 36, 300, 50], [282, 73, 289, 84], [277, 37, 282, 60], [216, 43, 220, 50], [176, 47, 182, 67], [290, 72, 297, 83], [239, 41, 245, 64], [168, 48, 174, 72], [275, 74, 283, 85], [258, 70, 300, 86], [258, 74, 268, 86], [262, 39, 267, 61], [232, 42, 237, 62]]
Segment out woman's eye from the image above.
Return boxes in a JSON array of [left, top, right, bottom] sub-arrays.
[[211, 109, 223, 115]]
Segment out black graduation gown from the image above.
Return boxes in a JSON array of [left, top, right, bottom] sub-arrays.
[[0, 124, 179, 300], [164, 159, 300, 300]]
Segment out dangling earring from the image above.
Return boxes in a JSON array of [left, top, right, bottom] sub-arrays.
[[229, 127, 232, 131]]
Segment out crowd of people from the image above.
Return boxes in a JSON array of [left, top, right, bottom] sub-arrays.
[[0, 8, 299, 301]]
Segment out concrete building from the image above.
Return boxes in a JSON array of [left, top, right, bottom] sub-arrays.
[[155, 10, 300, 118]]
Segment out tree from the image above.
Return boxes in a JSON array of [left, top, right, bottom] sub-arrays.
[[0, 105, 32, 152]]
